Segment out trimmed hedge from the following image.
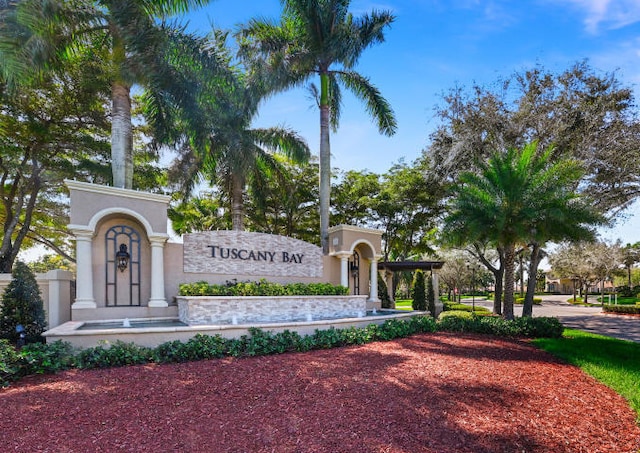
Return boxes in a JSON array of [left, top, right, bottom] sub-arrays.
[[443, 302, 491, 314], [1, 312, 565, 387], [602, 304, 640, 315], [179, 279, 348, 297], [437, 314, 564, 338], [515, 297, 542, 305]]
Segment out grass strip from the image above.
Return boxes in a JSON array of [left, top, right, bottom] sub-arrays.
[[533, 329, 640, 420]]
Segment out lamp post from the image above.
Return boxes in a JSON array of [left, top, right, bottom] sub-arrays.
[[15, 324, 25, 349]]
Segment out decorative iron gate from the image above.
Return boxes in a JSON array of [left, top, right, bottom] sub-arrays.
[[105, 225, 141, 306]]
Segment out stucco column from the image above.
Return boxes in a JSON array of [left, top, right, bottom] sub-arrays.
[[432, 271, 443, 316], [384, 270, 395, 303], [332, 252, 352, 290], [70, 228, 96, 309], [148, 235, 169, 307], [368, 258, 379, 302]]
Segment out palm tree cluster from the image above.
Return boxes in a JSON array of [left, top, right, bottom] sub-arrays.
[[443, 142, 604, 319], [1, 0, 396, 249]]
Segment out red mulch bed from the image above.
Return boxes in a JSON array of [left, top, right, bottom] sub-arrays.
[[1, 333, 639, 453]]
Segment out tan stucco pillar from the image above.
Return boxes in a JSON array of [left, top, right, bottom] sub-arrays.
[[368, 258, 380, 302], [69, 227, 96, 309], [148, 235, 169, 307], [432, 272, 443, 316], [334, 252, 351, 289]]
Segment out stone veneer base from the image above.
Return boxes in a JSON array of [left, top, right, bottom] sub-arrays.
[[176, 295, 368, 325]]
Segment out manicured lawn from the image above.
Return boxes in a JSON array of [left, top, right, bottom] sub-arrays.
[[533, 329, 640, 420], [394, 299, 413, 310]]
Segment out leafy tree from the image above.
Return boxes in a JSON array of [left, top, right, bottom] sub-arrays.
[[331, 170, 380, 228], [167, 32, 310, 232], [549, 241, 614, 303], [167, 194, 231, 235], [621, 242, 640, 287], [238, 0, 397, 253], [0, 0, 214, 189], [0, 261, 46, 343], [27, 254, 74, 274], [435, 250, 470, 302], [245, 158, 320, 244], [444, 143, 602, 319], [428, 61, 640, 214], [0, 58, 111, 271], [411, 269, 426, 311], [374, 158, 445, 261]]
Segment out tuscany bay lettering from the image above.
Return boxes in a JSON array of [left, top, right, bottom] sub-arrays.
[[207, 245, 304, 264]]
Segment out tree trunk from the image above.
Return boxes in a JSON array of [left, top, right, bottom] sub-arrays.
[[319, 72, 331, 254], [231, 173, 245, 231], [470, 244, 504, 315], [111, 82, 133, 189], [503, 243, 516, 320], [523, 243, 541, 317], [493, 267, 504, 316]]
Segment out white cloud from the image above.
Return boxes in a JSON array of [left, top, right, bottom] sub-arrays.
[[555, 0, 640, 33]]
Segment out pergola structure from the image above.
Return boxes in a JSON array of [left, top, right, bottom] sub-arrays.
[[378, 261, 445, 309]]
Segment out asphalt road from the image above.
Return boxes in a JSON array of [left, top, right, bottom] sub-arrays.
[[474, 294, 640, 343]]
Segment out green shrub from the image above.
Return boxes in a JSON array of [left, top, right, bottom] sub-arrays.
[[513, 317, 564, 338], [340, 325, 377, 345], [443, 302, 490, 314], [179, 279, 348, 297], [436, 311, 563, 338], [153, 334, 228, 364], [602, 304, 640, 315], [75, 341, 153, 369], [20, 340, 75, 375], [515, 297, 542, 305], [378, 274, 392, 309], [439, 310, 474, 320], [0, 339, 23, 386], [312, 327, 345, 349], [0, 261, 47, 343], [411, 270, 427, 311]]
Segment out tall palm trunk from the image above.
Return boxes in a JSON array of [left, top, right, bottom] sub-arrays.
[[231, 173, 245, 231], [319, 72, 331, 254], [503, 243, 516, 320], [111, 82, 133, 189]]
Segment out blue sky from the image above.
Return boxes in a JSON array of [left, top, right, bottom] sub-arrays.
[[183, 0, 640, 242]]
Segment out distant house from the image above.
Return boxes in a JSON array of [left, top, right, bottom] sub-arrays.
[[546, 274, 614, 294]]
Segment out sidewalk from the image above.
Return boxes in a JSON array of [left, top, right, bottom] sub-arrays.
[[475, 294, 640, 343]]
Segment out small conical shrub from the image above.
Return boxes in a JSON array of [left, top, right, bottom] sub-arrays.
[[0, 261, 47, 343], [378, 273, 392, 309], [411, 269, 427, 311]]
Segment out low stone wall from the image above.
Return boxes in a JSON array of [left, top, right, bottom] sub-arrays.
[[177, 295, 368, 325]]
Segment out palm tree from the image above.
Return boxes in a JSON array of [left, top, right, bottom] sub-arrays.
[[238, 0, 397, 253], [444, 142, 603, 320], [0, 0, 213, 189], [169, 35, 311, 231]]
